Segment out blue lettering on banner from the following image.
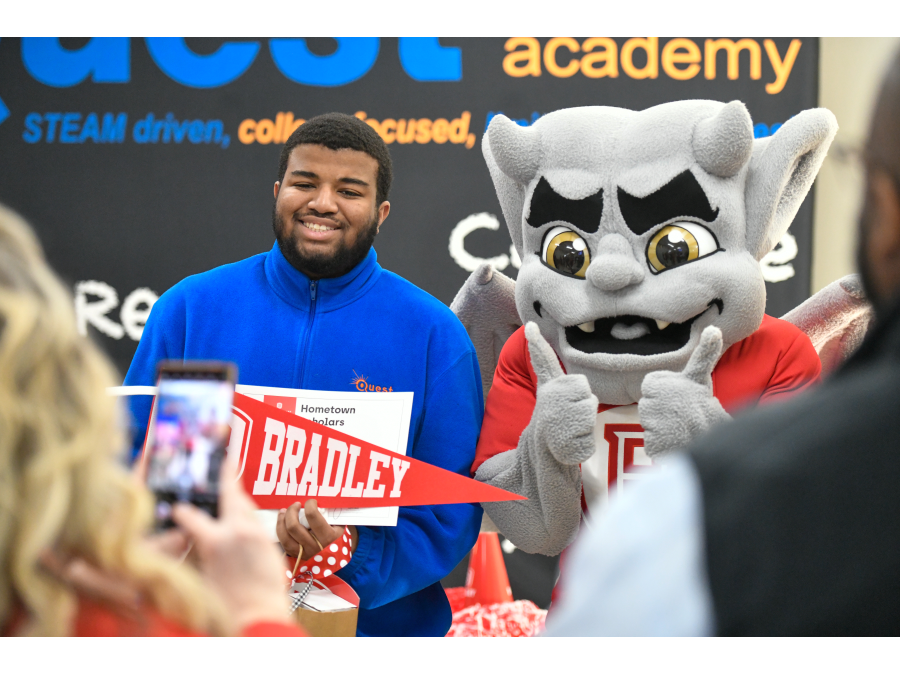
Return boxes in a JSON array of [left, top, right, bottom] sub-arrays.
[[44, 113, 61, 142], [753, 122, 783, 138], [269, 38, 379, 87], [60, 113, 80, 143], [21, 38, 130, 87], [398, 38, 462, 82], [100, 113, 128, 142], [0, 39, 7, 126], [2, 38, 466, 129], [22, 112, 128, 144], [132, 113, 230, 148], [80, 113, 99, 142], [145, 38, 260, 88], [6, 38, 465, 109], [22, 113, 42, 143]]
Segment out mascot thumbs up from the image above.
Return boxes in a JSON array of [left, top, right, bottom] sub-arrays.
[[453, 100, 867, 562]]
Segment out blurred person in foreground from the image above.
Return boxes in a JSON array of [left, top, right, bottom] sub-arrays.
[[545, 52, 900, 636], [0, 205, 303, 636]]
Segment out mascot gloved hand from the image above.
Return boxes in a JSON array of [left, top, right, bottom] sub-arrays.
[[453, 100, 870, 558], [476, 322, 597, 552], [639, 325, 729, 458]]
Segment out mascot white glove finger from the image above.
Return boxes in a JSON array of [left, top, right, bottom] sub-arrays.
[[526, 324, 599, 465], [639, 325, 732, 458], [475, 322, 599, 556]]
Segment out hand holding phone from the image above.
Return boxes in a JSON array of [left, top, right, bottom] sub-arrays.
[[172, 452, 291, 630], [146, 361, 237, 529]]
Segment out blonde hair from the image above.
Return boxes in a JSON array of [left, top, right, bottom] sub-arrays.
[[0, 205, 229, 635]]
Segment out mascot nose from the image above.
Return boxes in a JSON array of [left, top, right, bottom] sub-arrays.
[[586, 234, 645, 291]]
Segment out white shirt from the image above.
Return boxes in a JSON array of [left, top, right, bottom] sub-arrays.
[[542, 453, 716, 636]]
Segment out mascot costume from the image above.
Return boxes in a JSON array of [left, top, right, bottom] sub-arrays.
[[451, 100, 871, 565]]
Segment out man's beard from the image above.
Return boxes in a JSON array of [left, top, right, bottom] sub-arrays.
[[273, 206, 379, 279]]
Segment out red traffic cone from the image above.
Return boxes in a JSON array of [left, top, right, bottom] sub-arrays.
[[464, 532, 513, 605]]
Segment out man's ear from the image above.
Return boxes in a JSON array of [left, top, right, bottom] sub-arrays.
[[745, 108, 838, 261], [273, 181, 281, 199], [376, 201, 390, 232]]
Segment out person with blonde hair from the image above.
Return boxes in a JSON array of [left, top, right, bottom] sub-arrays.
[[0, 204, 304, 637]]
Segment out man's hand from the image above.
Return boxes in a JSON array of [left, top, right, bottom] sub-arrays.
[[639, 325, 731, 458], [526, 322, 598, 465], [276, 499, 358, 560]]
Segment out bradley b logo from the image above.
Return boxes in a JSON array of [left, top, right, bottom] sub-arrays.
[[581, 403, 653, 516]]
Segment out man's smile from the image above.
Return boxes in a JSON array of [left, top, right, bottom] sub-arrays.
[[296, 214, 342, 236], [561, 299, 724, 356]]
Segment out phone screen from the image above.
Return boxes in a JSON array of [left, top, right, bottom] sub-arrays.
[[147, 363, 236, 529]]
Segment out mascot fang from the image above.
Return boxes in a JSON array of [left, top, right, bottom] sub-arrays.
[[453, 100, 869, 560]]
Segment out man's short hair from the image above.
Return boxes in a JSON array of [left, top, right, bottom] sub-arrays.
[[278, 113, 393, 205]]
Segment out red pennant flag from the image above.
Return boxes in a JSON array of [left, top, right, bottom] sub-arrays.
[[230, 392, 524, 510]]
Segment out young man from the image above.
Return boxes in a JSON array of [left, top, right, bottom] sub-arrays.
[[124, 113, 484, 637]]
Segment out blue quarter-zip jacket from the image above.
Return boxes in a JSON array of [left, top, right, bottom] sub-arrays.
[[124, 242, 484, 637]]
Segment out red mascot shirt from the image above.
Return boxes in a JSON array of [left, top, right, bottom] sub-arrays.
[[472, 315, 822, 518]]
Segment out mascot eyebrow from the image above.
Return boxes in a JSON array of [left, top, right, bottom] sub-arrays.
[[526, 177, 604, 233], [617, 170, 719, 236]]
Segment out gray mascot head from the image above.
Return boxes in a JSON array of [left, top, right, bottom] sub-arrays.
[[483, 100, 837, 404]]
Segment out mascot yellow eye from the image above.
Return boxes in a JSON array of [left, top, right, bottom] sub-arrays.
[[647, 223, 718, 272], [541, 226, 591, 278]]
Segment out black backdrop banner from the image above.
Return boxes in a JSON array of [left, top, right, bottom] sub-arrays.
[[0, 37, 819, 378]]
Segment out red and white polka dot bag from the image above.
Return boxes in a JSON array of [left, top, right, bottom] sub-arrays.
[[286, 525, 353, 581]]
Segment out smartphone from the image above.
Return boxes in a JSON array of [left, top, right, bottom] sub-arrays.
[[146, 361, 237, 530]]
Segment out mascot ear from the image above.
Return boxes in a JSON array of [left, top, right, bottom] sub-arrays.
[[692, 100, 754, 178], [482, 114, 542, 258], [745, 108, 838, 261]]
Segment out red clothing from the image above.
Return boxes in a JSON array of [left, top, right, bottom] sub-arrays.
[[473, 315, 822, 476], [4, 595, 307, 637], [473, 315, 821, 605]]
